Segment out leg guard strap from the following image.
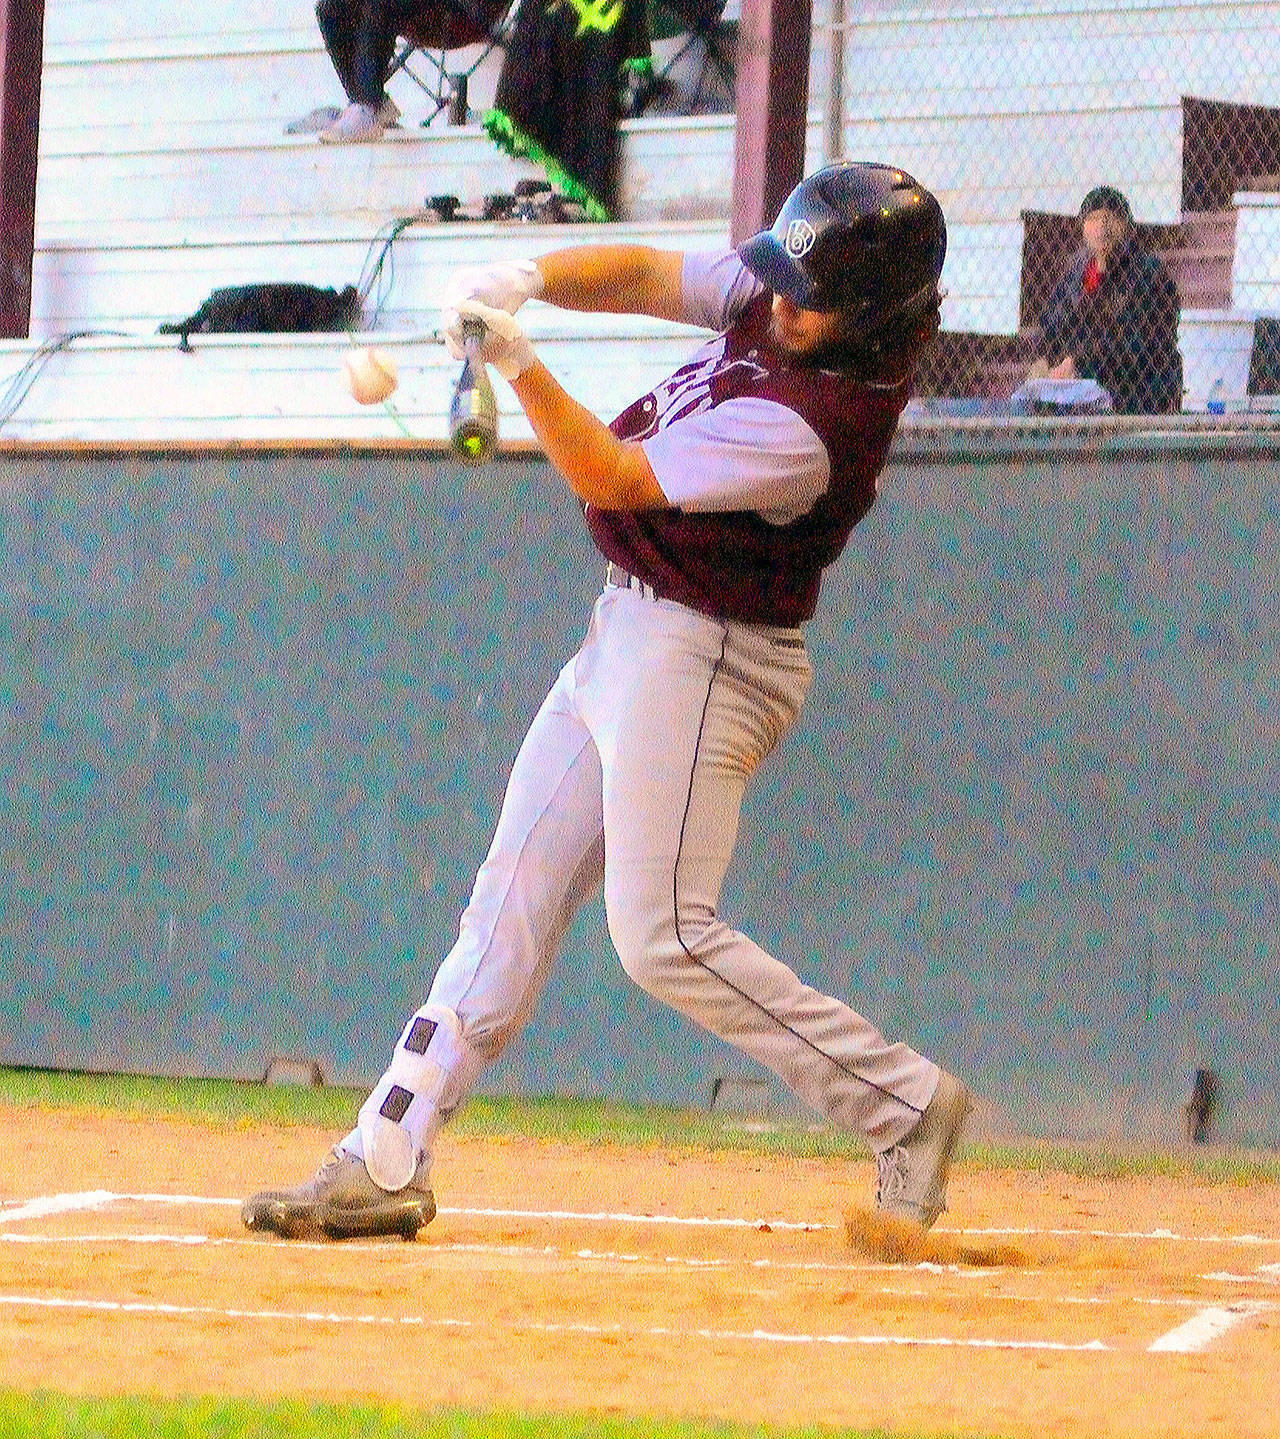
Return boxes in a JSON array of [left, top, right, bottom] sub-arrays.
[[357, 1004, 470, 1191]]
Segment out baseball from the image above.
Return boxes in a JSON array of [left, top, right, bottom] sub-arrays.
[[343, 346, 398, 405]]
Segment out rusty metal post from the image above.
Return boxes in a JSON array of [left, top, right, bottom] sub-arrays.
[[823, 0, 846, 164], [729, 0, 813, 245], [1, 0, 47, 337]]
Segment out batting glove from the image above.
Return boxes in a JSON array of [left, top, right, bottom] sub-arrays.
[[442, 258, 544, 316], [442, 298, 537, 382]]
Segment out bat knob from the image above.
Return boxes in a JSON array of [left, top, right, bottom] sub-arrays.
[[452, 417, 494, 464], [449, 319, 498, 465]]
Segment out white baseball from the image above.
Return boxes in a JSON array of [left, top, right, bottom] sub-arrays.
[[343, 346, 398, 405]]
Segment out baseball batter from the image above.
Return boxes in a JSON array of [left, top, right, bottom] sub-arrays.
[[243, 161, 972, 1243]]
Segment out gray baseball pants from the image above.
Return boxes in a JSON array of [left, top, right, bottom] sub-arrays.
[[345, 579, 939, 1183]]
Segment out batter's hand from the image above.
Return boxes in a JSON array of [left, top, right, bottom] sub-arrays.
[[442, 299, 536, 382], [442, 259, 544, 316]]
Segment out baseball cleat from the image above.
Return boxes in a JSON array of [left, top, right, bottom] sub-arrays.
[[874, 1070, 973, 1231], [241, 1147, 435, 1241]]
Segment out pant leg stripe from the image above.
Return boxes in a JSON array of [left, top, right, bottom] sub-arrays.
[[670, 629, 924, 1121]]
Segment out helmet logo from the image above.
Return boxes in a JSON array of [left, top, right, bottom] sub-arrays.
[[783, 218, 817, 257]]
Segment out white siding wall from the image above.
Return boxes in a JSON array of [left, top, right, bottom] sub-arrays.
[[9, 0, 1280, 438], [1231, 191, 1280, 310], [0, 322, 707, 442]]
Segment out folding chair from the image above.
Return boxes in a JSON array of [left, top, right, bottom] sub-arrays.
[[639, 0, 737, 115], [387, 0, 513, 125]]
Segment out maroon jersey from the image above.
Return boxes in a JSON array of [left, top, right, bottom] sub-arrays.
[[587, 293, 910, 626]]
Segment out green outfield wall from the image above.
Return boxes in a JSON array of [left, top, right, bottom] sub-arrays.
[[2, 429, 1277, 1144]]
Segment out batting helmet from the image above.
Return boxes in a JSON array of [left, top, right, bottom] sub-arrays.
[[738, 162, 947, 338]]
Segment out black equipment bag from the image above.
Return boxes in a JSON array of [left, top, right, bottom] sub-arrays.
[[159, 283, 362, 346]]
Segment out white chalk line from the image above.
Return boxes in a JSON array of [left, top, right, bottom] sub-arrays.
[[0, 1229, 1021, 1289], [0, 1231, 941, 1271], [0, 1291, 1110, 1353], [0, 1192, 826, 1231], [1147, 1301, 1271, 1353], [1201, 1262, 1280, 1285], [5, 1230, 1261, 1319], [5, 1192, 1278, 1248], [0, 1191, 119, 1225], [944, 1225, 1280, 1246], [11, 1211, 1271, 1352]]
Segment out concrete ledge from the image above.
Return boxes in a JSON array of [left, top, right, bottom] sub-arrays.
[[897, 411, 1280, 460]]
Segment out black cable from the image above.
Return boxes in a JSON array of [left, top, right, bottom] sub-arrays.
[[356, 213, 426, 327], [0, 329, 131, 429]]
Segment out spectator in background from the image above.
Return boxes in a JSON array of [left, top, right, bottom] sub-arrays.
[[1031, 185, 1183, 414], [313, 0, 422, 142]]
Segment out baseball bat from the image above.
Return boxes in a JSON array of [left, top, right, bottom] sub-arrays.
[[448, 316, 498, 465]]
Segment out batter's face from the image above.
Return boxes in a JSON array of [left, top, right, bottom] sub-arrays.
[[769, 293, 847, 355]]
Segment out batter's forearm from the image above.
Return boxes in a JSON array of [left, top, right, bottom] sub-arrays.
[[511, 360, 666, 511], [534, 246, 686, 322]]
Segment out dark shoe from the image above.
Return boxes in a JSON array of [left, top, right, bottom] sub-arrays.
[[482, 191, 517, 221], [241, 1148, 435, 1241], [424, 193, 462, 221], [874, 1071, 972, 1230], [512, 178, 552, 221]]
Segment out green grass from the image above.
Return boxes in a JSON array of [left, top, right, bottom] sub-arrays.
[[0, 1065, 367, 1131], [0, 1394, 998, 1439], [2, 1065, 1277, 1184], [961, 1136, 1280, 1185]]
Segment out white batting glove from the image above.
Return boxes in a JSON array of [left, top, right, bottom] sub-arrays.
[[442, 258, 544, 316], [442, 298, 537, 382]]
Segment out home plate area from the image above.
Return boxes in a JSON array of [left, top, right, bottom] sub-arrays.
[[1, 1114, 1278, 1438]]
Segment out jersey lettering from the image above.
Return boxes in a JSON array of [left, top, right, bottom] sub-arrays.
[[631, 339, 724, 439], [633, 340, 771, 440]]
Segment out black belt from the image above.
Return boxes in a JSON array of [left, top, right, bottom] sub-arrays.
[[604, 562, 660, 601], [603, 562, 805, 646]]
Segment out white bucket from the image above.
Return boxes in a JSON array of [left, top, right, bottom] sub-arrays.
[[1178, 309, 1257, 412]]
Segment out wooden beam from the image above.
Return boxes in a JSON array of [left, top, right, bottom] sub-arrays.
[[1, 0, 46, 338], [729, 0, 813, 245]]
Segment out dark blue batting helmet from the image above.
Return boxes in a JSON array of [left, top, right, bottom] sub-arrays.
[[738, 162, 947, 338]]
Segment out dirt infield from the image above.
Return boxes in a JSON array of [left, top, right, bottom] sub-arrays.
[[2, 1107, 1277, 1438]]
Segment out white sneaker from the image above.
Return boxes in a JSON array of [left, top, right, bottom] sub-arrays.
[[318, 97, 400, 143], [284, 104, 343, 135], [874, 1070, 973, 1230]]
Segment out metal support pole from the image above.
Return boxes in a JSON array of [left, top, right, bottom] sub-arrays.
[[1, 0, 46, 338], [823, 0, 846, 164], [730, 0, 814, 244]]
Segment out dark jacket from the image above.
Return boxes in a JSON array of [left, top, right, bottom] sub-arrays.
[[1040, 240, 1183, 414]]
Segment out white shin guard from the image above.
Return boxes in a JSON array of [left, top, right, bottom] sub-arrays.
[[356, 1004, 481, 1191]]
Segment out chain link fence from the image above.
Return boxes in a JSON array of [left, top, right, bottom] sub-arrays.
[[806, 0, 1280, 417]]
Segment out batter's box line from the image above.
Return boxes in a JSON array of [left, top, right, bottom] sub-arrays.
[[1200, 1262, 1280, 1285], [940, 1225, 1280, 1246], [1146, 1300, 1272, 1353], [0, 1230, 995, 1273], [0, 1190, 120, 1225], [9, 1229, 1267, 1348], [0, 1191, 830, 1231], [6, 1230, 1263, 1317], [0, 1292, 1113, 1353], [6, 1193, 1278, 1249]]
